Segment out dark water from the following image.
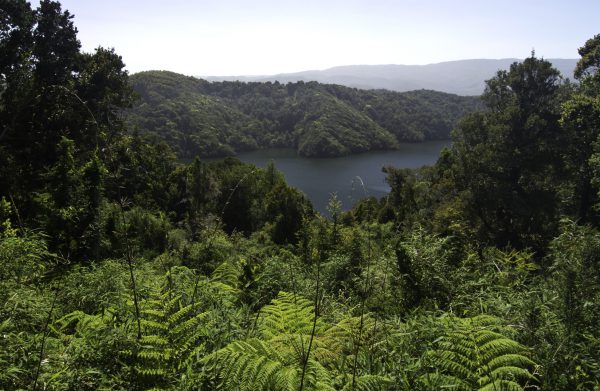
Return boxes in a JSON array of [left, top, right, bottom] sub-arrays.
[[236, 140, 451, 214]]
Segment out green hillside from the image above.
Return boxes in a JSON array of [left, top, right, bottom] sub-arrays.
[[128, 72, 258, 157], [128, 71, 482, 158], [5, 2, 600, 390]]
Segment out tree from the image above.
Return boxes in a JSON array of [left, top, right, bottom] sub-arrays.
[[574, 34, 600, 95], [1, 0, 133, 159], [0, 0, 34, 129], [383, 166, 417, 225], [186, 157, 220, 231], [0, 1, 133, 244], [451, 54, 565, 252], [2, 0, 81, 171], [266, 184, 312, 244], [560, 35, 600, 225]]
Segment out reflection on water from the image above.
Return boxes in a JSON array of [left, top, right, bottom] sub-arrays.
[[235, 140, 451, 214]]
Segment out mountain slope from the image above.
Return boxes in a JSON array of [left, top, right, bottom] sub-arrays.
[[128, 71, 482, 158], [131, 72, 258, 156], [205, 58, 578, 96]]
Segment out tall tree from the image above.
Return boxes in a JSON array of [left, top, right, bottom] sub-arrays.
[[2, 0, 81, 172], [561, 34, 600, 225], [0, 1, 133, 258], [574, 34, 600, 95], [1, 0, 132, 176], [451, 54, 565, 252]]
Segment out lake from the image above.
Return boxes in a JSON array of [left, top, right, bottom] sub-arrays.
[[235, 140, 451, 214]]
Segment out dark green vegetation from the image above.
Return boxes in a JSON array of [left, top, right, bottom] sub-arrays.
[[2, 1, 600, 390], [127, 71, 482, 158]]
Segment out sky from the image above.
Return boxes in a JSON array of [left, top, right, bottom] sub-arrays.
[[35, 0, 600, 76]]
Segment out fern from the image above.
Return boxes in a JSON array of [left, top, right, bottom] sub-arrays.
[[128, 294, 211, 389], [211, 259, 242, 289], [259, 291, 323, 338], [38, 309, 133, 389], [202, 291, 389, 390], [340, 375, 391, 391], [123, 265, 240, 390], [418, 315, 537, 391]]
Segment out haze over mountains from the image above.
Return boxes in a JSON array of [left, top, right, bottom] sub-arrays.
[[205, 59, 578, 96]]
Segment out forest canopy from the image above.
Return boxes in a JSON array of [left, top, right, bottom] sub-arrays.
[[127, 71, 483, 157], [1, 1, 600, 390]]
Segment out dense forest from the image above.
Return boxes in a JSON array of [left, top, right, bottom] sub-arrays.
[[127, 71, 482, 158], [1, 1, 600, 390]]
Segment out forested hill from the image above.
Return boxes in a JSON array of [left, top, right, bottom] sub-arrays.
[[3, 2, 600, 389], [127, 71, 482, 158], [205, 58, 578, 96]]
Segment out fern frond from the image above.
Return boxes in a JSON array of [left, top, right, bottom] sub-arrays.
[[273, 365, 300, 390], [137, 350, 171, 362], [300, 359, 336, 391], [201, 293, 391, 390], [434, 350, 476, 381], [477, 379, 524, 391], [140, 319, 169, 331], [141, 309, 166, 319], [321, 315, 377, 350], [488, 365, 535, 380], [170, 311, 210, 336], [203, 338, 288, 390], [340, 374, 391, 391], [120, 269, 232, 389], [474, 329, 505, 345], [167, 302, 193, 325], [479, 338, 526, 364], [486, 354, 536, 372], [259, 291, 323, 338], [179, 342, 206, 370], [211, 260, 242, 289], [136, 367, 168, 377], [417, 372, 472, 391], [421, 315, 537, 390], [140, 335, 169, 347]]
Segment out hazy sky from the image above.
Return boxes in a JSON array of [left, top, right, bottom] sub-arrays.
[[38, 0, 599, 76]]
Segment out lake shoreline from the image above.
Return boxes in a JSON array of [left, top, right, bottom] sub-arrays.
[[192, 138, 452, 162], [227, 140, 451, 214]]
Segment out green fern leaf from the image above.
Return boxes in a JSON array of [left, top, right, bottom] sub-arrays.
[[477, 379, 524, 391], [420, 315, 537, 390]]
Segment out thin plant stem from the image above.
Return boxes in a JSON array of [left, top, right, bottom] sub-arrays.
[[8, 194, 24, 231], [32, 283, 60, 391], [300, 244, 322, 391], [288, 248, 306, 364], [352, 176, 373, 389], [119, 202, 142, 340]]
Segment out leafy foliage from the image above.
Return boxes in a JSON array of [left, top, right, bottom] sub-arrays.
[[450, 54, 566, 251], [3, 3, 600, 390], [418, 316, 537, 391], [121, 269, 227, 389], [202, 292, 389, 390]]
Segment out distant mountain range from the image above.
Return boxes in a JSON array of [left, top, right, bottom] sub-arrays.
[[204, 59, 578, 96]]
